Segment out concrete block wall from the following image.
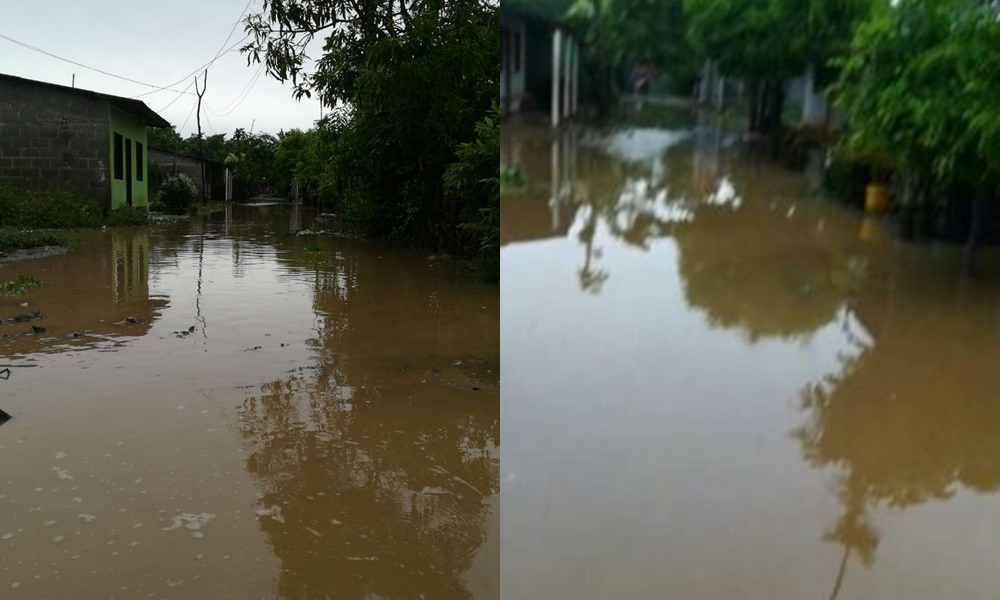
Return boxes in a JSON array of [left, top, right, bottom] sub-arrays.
[[0, 78, 112, 210], [148, 148, 225, 200]]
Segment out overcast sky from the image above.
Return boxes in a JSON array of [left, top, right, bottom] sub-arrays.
[[0, 0, 325, 138]]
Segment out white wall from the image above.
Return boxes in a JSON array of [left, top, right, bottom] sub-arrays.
[[501, 22, 527, 113]]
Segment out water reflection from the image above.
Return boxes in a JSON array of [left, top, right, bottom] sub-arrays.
[[0, 230, 167, 356], [506, 118, 856, 341], [236, 241, 500, 599], [501, 114, 1000, 598], [795, 261, 1000, 594]]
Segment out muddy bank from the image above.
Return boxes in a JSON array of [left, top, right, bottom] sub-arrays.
[[0, 245, 68, 262]]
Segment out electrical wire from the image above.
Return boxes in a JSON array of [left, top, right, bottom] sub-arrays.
[[152, 79, 197, 113], [129, 35, 249, 99], [206, 65, 265, 118], [0, 32, 196, 96], [133, 0, 256, 100], [206, 62, 264, 115], [178, 96, 199, 136]]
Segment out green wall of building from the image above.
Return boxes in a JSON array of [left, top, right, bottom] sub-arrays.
[[108, 107, 149, 209]]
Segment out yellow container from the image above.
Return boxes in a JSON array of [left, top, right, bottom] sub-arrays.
[[865, 184, 889, 214], [859, 217, 883, 243]]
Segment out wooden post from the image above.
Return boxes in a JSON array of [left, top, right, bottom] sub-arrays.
[[552, 28, 562, 128], [194, 70, 208, 203]]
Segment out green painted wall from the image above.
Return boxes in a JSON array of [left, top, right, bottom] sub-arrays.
[[108, 107, 149, 209]]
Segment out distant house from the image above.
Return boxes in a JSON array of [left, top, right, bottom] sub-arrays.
[[147, 147, 228, 201], [0, 73, 170, 212], [502, 0, 580, 127]]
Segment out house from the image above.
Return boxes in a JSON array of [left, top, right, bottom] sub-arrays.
[[0, 73, 170, 212], [147, 146, 229, 201], [502, 0, 580, 127]]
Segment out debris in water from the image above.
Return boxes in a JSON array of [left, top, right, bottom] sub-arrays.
[[162, 513, 216, 536], [0, 409, 11, 425], [0, 368, 9, 380], [8, 311, 41, 323], [255, 505, 286, 524]]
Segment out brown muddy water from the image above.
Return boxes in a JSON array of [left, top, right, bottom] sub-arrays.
[[501, 113, 1000, 599], [0, 204, 499, 599]]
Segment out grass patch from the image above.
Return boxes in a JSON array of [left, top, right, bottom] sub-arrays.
[[0, 228, 68, 252], [106, 205, 150, 227], [0, 275, 42, 296], [0, 184, 103, 229]]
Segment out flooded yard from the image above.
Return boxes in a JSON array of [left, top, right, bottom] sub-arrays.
[[501, 114, 1000, 598], [0, 205, 499, 598]]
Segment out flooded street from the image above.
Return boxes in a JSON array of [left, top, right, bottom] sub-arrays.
[[0, 205, 499, 598], [501, 113, 1000, 598]]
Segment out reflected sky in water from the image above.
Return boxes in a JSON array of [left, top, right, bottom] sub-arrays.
[[0, 204, 498, 599], [501, 112, 1000, 599]]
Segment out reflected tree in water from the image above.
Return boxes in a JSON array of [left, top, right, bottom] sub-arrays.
[[673, 199, 848, 341], [795, 282, 1000, 595], [237, 246, 499, 599]]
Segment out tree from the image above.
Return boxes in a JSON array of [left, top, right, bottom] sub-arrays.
[[832, 0, 1000, 272], [242, 0, 500, 253], [564, 0, 692, 115], [685, 0, 871, 134]]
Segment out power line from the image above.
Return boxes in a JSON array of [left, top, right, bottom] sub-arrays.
[[204, 109, 217, 136], [129, 35, 249, 99], [0, 32, 196, 96], [212, 0, 256, 65], [133, 0, 256, 101], [179, 96, 199, 136], [153, 79, 197, 113], [206, 65, 265, 118], [206, 63, 264, 115]]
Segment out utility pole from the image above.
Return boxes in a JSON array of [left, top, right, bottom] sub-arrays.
[[194, 70, 208, 203]]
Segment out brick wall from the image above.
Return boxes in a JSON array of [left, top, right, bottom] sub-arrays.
[[0, 77, 112, 211]]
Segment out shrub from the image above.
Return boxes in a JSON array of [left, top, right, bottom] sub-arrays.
[[0, 228, 67, 252], [157, 174, 197, 215], [0, 184, 103, 228], [106, 205, 150, 227], [445, 102, 501, 282]]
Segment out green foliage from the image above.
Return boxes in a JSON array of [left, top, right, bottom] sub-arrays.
[[445, 103, 501, 281], [158, 174, 197, 215], [684, 0, 871, 132], [0, 229, 67, 252], [106, 205, 150, 227], [147, 127, 278, 199], [244, 1, 500, 254], [0, 184, 103, 229], [565, 0, 694, 113], [0, 275, 42, 296], [832, 0, 1000, 185], [500, 168, 525, 191]]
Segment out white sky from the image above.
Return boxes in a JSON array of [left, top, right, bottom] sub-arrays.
[[0, 0, 325, 138]]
